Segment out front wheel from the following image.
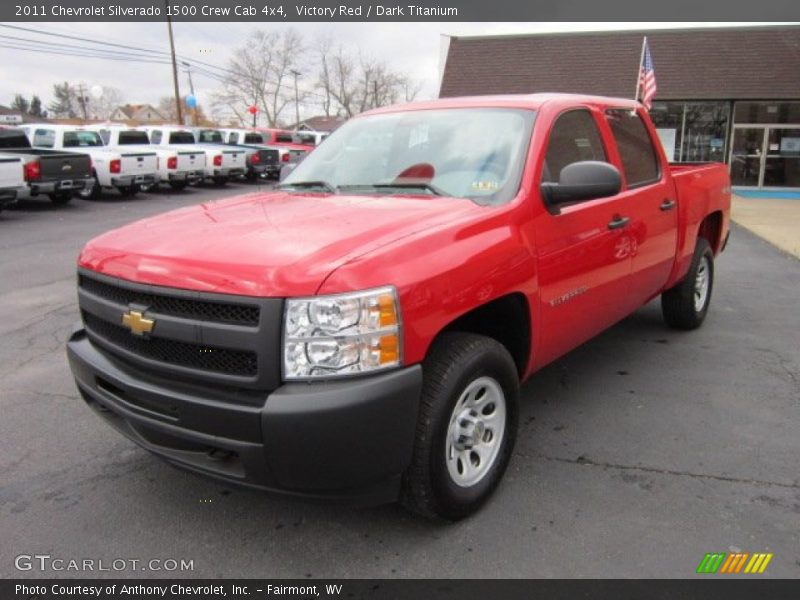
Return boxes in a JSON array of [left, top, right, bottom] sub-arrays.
[[401, 332, 519, 520], [661, 237, 714, 330]]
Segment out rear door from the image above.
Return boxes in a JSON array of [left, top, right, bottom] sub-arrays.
[[534, 107, 637, 365], [604, 109, 678, 302]]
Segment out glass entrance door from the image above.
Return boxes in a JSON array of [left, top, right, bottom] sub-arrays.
[[764, 128, 800, 188], [730, 126, 800, 188], [730, 127, 766, 187]]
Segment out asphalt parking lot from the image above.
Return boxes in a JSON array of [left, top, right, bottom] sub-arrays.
[[1, 185, 798, 579]]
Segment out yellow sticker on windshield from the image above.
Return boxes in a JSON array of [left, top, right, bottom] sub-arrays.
[[471, 180, 499, 192]]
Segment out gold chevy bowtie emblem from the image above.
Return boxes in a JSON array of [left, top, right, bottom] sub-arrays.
[[121, 309, 155, 336]]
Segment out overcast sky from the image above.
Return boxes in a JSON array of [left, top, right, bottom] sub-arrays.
[[0, 22, 785, 121]]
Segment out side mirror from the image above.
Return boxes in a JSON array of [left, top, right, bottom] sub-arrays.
[[541, 161, 622, 213]]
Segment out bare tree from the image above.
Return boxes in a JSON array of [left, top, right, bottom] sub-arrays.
[[86, 86, 123, 120], [314, 44, 421, 118], [213, 29, 305, 127], [157, 96, 179, 122]]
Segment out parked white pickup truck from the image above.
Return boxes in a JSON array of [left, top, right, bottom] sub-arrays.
[[0, 153, 25, 213], [217, 128, 282, 180], [23, 124, 158, 199], [140, 126, 245, 185], [90, 125, 206, 192]]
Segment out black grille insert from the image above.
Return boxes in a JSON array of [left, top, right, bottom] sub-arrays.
[[83, 312, 258, 377], [79, 275, 260, 326]]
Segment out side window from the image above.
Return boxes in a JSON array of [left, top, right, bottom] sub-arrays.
[[150, 130, 162, 144], [33, 129, 55, 148], [98, 130, 110, 144], [605, 109, 660, 186], [543, 109, 607, 183], [227, 132, 237, 144]]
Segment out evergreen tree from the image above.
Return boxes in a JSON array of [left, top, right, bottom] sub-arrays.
[[48, 82, 76, 118], [10, 94, 29, 114], [29, 95, 45, 118]]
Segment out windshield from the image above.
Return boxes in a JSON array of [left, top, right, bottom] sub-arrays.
[[63, 131, 104, 147], [118, 131, 150, 145], [283, 108, 535, 204], [168, 132, 196, 144], [197, 130, 223, 143]]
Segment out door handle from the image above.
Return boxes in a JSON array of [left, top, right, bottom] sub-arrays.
[[607, 215, 630, 230], [660, 199, 676, 211]]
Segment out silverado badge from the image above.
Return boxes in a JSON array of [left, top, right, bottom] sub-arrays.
[[121, 309, 155, 336]]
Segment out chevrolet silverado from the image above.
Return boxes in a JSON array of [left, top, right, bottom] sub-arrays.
[[67, 94, 731, 519]]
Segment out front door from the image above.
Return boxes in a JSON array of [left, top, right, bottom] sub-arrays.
[[534, 108, 636, 367]]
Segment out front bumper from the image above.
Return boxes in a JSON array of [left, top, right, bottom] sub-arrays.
[[67, 329, 422, 504]]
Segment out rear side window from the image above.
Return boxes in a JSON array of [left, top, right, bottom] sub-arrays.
[[97, 130, 111, 144], [605, 109, 660, 186], [542, 109, 607, 183], [168, 132, 195, 144], [150, 130, 162, 144], [118, 131, 150, 145], [63, 131, 103, 147], [276, 132, 293, 143], [33, 129, 56, 148], [227, 132, 237, 144], [244, 133, 264, 144]]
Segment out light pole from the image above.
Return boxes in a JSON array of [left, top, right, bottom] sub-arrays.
[[290, 69, 301, 128], [165, 0, 183, 125]]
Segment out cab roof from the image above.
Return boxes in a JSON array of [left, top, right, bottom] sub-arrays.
[[363, 93, 642, 116]]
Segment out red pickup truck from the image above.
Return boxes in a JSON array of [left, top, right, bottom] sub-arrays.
[[67, 94, 730, 520]]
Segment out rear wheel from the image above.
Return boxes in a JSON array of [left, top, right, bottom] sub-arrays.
[[76, 177, 100, 200], [48, 191, 73, 205], [401, 332, 519, 520], [662, 237, 714, 330], [116, 184, 140, 197]]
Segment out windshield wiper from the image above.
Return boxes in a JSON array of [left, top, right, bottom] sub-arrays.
[[340, 182, 446, 196], [279, 180, 338, 194]]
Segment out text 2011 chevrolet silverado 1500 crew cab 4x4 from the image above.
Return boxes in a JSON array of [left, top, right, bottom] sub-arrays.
[[67, 95, 731, 519]]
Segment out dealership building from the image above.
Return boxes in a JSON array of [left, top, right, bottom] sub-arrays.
[[439, 25, 800, 191]]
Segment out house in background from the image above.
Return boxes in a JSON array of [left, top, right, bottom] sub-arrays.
[[289, 115, 346, 134], [0, 106, 29, 125], [439, 25, 800, 191], [109, 104, 165, 123]]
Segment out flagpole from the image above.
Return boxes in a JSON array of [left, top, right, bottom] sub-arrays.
[[634, 36, 647, 104]]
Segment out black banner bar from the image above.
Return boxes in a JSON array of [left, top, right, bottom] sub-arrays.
[[4, 579, 800, 600], [3, 0, 800, 22]]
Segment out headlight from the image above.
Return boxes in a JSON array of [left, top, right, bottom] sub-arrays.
[[283, 286, 401, 380]]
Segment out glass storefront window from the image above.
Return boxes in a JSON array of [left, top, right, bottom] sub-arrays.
[[734, 102, 800, 125], [764, 128, 800, 187], [681, 103, 730, 163], [648, 102, 730, 163]]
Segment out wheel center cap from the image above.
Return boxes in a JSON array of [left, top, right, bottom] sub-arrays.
[[453, 412, 486, 450]]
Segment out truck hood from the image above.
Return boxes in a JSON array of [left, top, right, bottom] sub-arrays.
[[79, 190, 482, 297]]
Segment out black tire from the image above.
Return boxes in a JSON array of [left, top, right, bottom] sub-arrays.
[[661, 237, 714, 330], [401, 332, 519, 520], [212, 176, 229, 186], [116, 184, 140, 197], [48, 191, 73, 205], [76, 177, 100, 201], [169, 181, 189, 191]]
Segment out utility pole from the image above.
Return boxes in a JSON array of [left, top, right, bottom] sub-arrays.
[[182, 61, 197, 126], [165, 0, 183, 125], [76, 83, 88, 121], [290, 69, 301, 128]]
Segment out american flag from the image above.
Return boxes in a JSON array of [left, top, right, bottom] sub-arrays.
[[638, 39, 657, 110]]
